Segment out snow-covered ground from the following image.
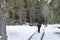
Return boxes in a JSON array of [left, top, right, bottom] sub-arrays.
[[6, 25, 37, 40], [30, 24, 60, 40], [6, 24, 60, 40]]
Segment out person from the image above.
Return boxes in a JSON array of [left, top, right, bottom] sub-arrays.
[[37, 20, 42, 33]]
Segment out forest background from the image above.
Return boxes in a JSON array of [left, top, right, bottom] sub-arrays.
[[5, 0, 60, 25]]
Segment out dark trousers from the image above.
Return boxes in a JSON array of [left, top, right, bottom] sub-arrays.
[[38, 25, 41, 33]]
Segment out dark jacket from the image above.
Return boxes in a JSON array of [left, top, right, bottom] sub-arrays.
[[37, 20, 42, 26]]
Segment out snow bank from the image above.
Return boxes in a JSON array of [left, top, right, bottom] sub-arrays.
[[45, 24, 60, 34]]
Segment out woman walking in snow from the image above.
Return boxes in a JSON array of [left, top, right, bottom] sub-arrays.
[[37, 20, 42, 33]]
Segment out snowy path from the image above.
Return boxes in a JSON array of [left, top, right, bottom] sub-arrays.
[[30, 31, 43, 40], [30, 25, 45, 40], [30, 24, 60, 40], [6, 25, 37, 40], [6, 24, 60, 40]]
